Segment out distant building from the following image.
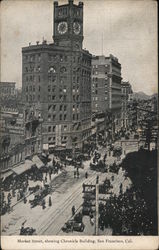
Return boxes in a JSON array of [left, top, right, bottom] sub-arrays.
[[91, 54, 122, 134], [121, 81, 133, 129], [0, 82, 16, 98], [22, 0, 92, 151]]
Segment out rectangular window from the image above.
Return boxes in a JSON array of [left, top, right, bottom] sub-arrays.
[[64, 105, 67, 111], [64, 125, 67, 131], [60, 105, 62, 111], [73, 114, 75, 120], [59, 114, 62, 120], [48, 126, 51, 132], [52, 95, 55, 100], [53, 126, 55, 132], [38, 76, 40, 82], [53, 114, 56, 120], [53, 105, 56, 111], [48, 85, 51, 92], [48, 105, 51, 110], [64, 114, 66, 120]]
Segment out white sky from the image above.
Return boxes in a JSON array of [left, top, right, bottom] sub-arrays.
[[1, 0, 158, 95]]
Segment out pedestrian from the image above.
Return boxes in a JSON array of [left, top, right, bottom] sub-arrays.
[[24, 197, 27, 204], [49, 196, 52, 206], [74, 170, 76, 178], [77, 170, 79, 179], [96, 175, 99, 184], [45, 175, 47, 183], [90, 216, 95, 226], [85, 172, 88, 179], [72, 205, 75, 216], [49, 172, 51, 181], [42, 199, 46, 209]]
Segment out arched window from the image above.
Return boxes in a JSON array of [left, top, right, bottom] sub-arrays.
[[48, 66, 56, 73], [60, 66, 67, 73]]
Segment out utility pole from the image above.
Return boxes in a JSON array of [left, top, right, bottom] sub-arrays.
[[95, 183, 99, 235]]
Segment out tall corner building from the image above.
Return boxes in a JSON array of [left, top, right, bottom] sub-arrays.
[[92, 54, 122, 132], [22, 0, 92, 150]]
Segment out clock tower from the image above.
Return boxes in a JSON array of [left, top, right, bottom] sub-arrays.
[[53, 0, 84, 50]]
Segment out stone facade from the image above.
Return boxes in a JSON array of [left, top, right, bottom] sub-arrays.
[[22, 0, 92, 150]]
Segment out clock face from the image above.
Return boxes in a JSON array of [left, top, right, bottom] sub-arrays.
[[57, 22, 68, 34], [73, 22, 81, 35]]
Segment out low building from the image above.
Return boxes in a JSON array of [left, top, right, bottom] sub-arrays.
[[0, 82, 16, 98]]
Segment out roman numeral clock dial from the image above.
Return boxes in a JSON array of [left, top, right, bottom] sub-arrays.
[[73, 22, 81, 35], [57, 21, 68, 34]]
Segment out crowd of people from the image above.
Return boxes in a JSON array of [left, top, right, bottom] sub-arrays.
[[0, 156, 64, 216]]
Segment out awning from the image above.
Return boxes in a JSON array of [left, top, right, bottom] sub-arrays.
[[11, 160, 34, 175], [1, 170, 13, 180], [32, 155, 44, 169]]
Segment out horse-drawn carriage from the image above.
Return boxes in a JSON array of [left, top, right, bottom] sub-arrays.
[[29, 184, 50, 208], [90, 160, 107, 173]]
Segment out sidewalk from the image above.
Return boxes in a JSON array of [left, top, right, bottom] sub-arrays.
[[3, 168, 65, 211]]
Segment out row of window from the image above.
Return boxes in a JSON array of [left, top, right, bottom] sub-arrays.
[[25, 75, 41, 82], [48, 54, 68, 62], [48, 104, 67, 112], [25, 75, 84, 84], [24, 54, 41, 62], [92, 96, 108, 101], [47, 113, 79, 121], [92, 71, 109, 78], [25, 65, 40, 73], [48, 125, 67, 133], [50, 93, 80, 103], [48, 136, 67, 143], [48, 86, 67, 93], [26, 85, 40, 92], [26, 95, 40, 101], [92, 64, 109, 68], [48, 95, 67, 101], [48, 104, 79, 112]]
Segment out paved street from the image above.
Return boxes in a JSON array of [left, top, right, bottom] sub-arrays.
[[2, 138, 135, 236]]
